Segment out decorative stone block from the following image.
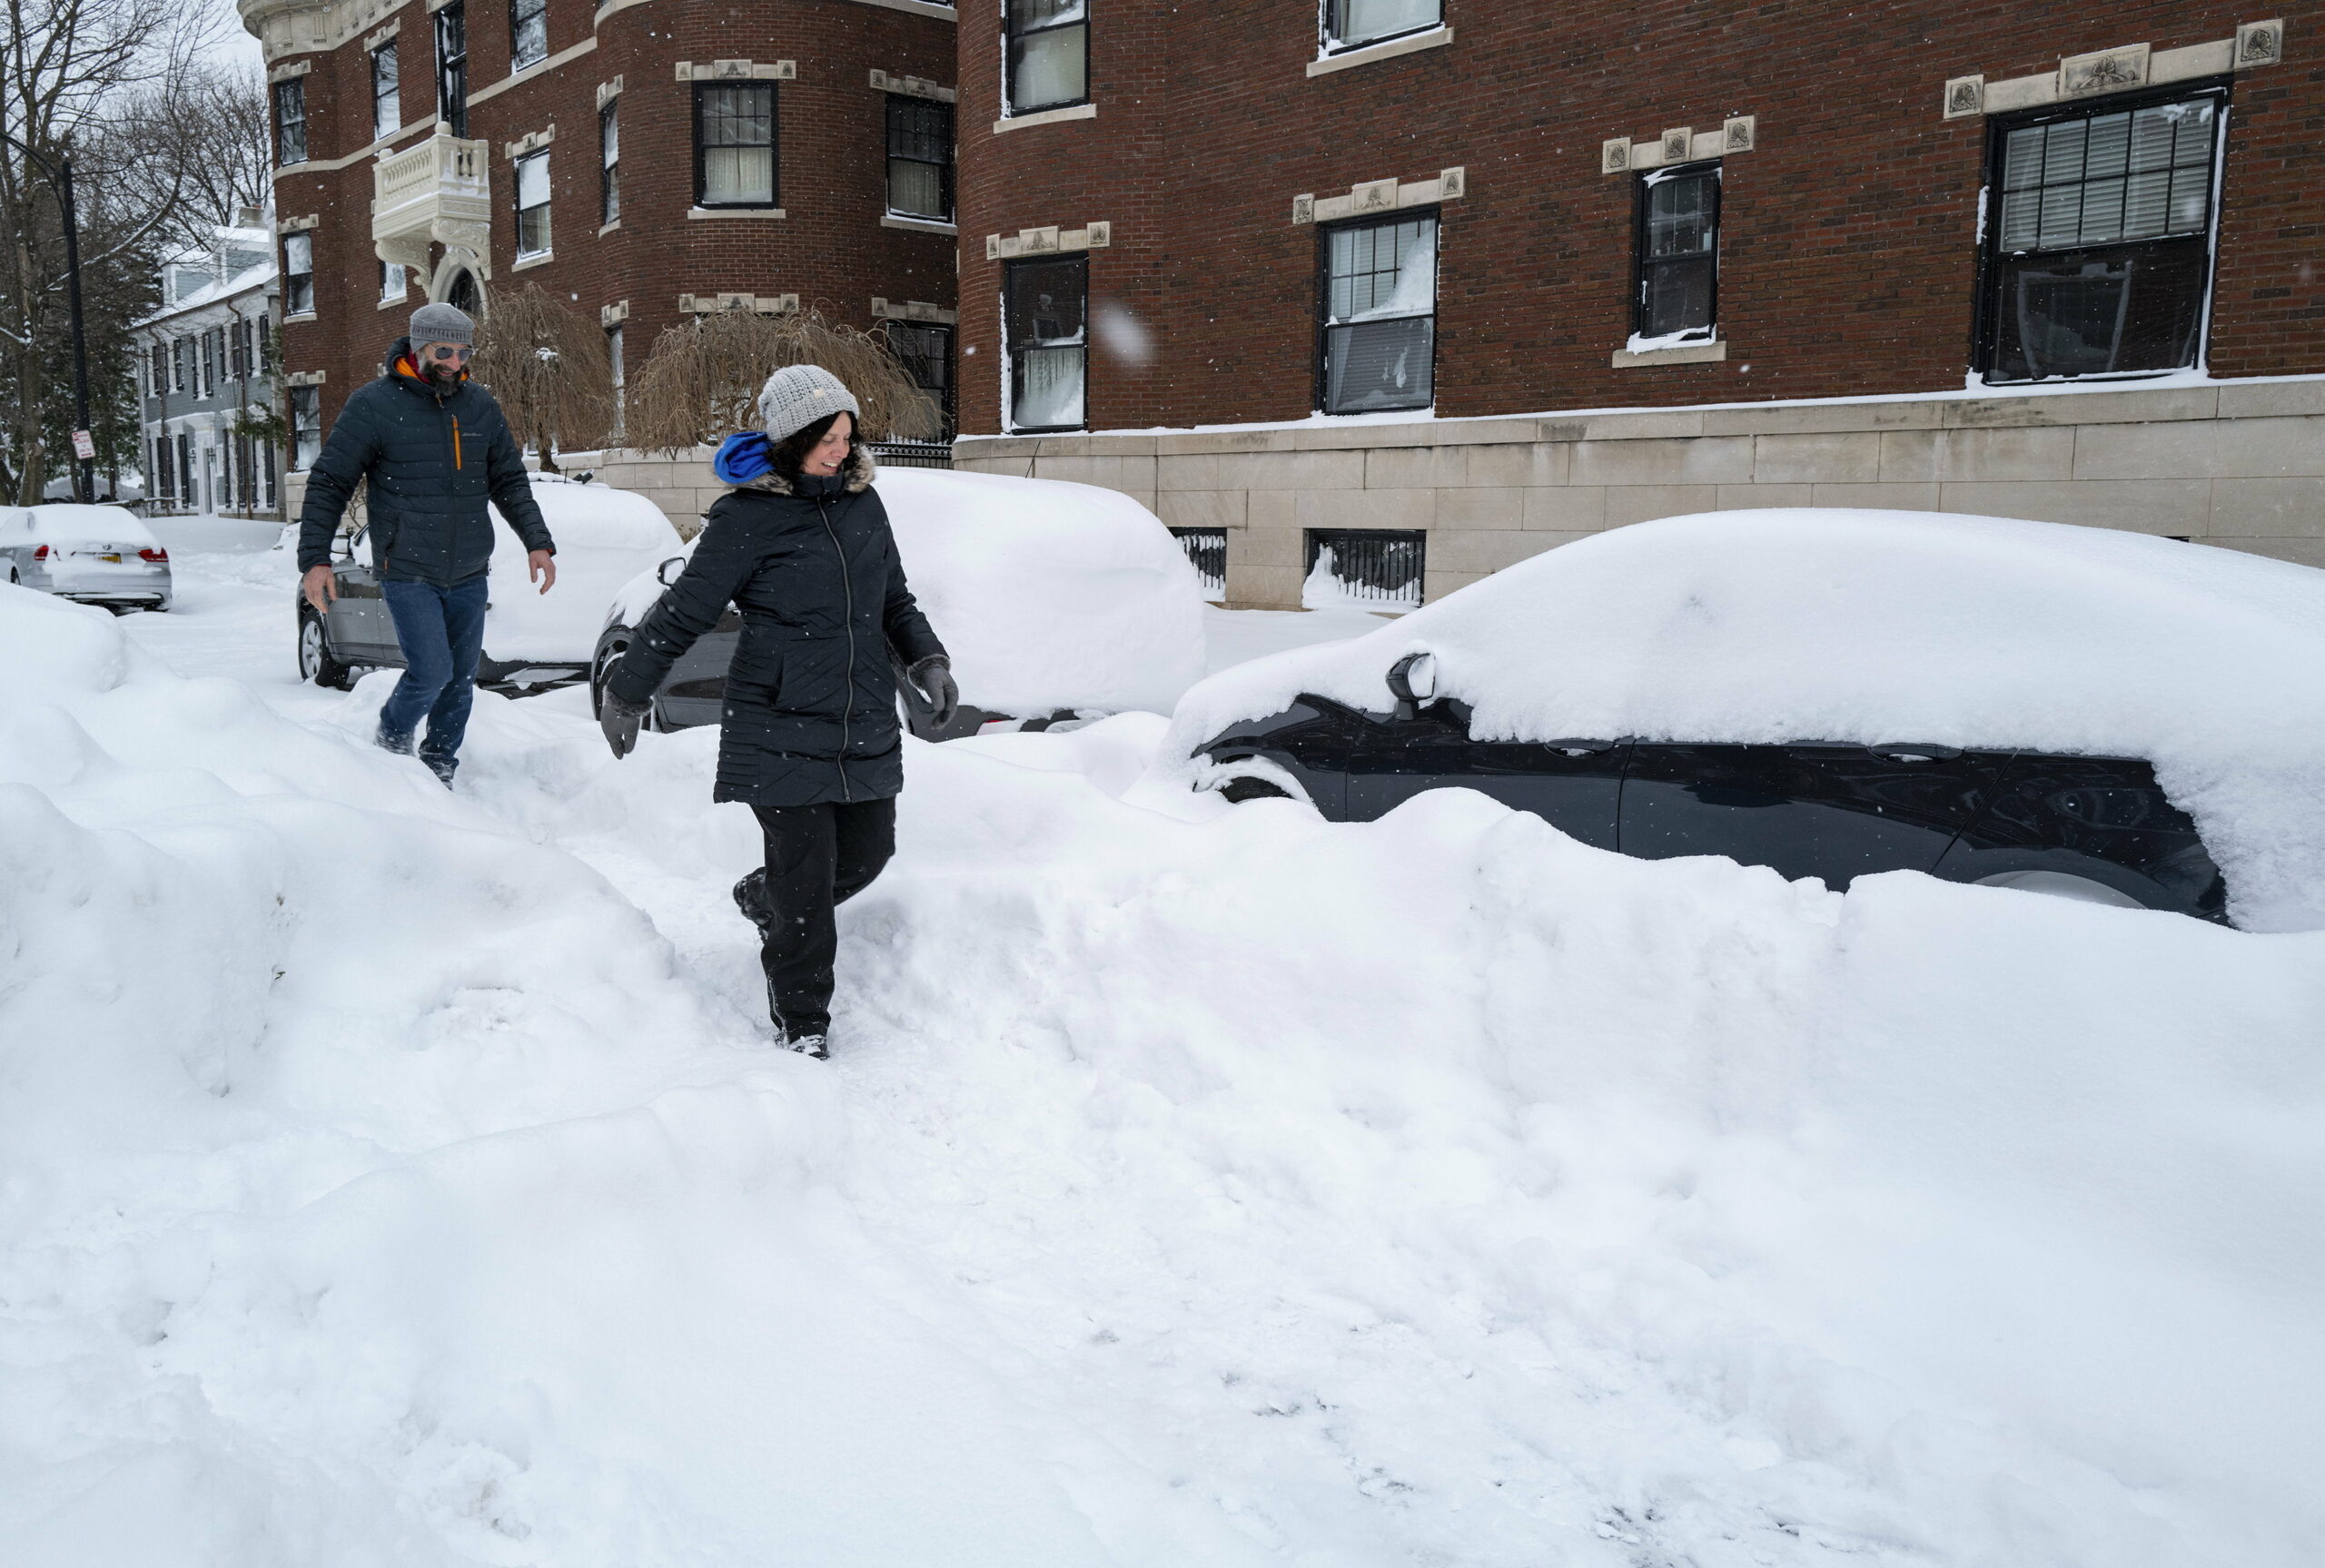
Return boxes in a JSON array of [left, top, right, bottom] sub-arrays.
[[1943, 74, 1984, 118], [1350, 178, 1400, 216], [1292, 193, 1315, 224], [1602, 138, 1631, 173], [2237, 19, 2285, 68], [597, 76, 624, 109], [504, 126, 554, 159], [599, 300, 629, 327], [984, 222, 1111, 258], [868, 69, 956, 101], [2057, 43, 2149, 97], [1439, 166, 1466, 199], [1660, 126, 1693, 163], [1722, 115, 1756, 152], [677, 60, 794, 81]]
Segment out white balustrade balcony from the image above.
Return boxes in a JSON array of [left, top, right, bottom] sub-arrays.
[[372, 129, 492, 277]]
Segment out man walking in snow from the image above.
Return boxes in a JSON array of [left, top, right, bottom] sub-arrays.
[[297, 301, 557, 785]]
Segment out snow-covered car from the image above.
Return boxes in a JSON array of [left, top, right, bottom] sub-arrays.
[[0, 504, 172, 612], [297, 473, 684, 693], [590, 466, 1207, 740], [1169, 508, 2325, 932]]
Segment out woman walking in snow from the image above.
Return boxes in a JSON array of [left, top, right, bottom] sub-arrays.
[[596, 365, 957, 1059]]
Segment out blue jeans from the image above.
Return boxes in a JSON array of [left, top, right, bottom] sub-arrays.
[[378, 575, 490, 775]]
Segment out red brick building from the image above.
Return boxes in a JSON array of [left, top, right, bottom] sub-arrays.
[[950, 3, 2324, 606], [243, 0, 962, 481]]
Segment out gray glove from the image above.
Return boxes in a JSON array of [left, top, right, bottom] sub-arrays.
[[909, 656, 958, 729], [599, 687, 649, 759]]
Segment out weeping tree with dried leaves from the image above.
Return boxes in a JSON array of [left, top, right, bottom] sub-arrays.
[[622, 304, 938, 455], [470, 283, 615, 473]]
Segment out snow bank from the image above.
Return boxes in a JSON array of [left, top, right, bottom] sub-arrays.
[[1164, 509, 2325, 930], [0, 585, 1251, 1568], [877, 467, 1206, 716], [842, 726, 2325, 1568], [487, 475, 683, 662], [13, 558, 2322, 1566]]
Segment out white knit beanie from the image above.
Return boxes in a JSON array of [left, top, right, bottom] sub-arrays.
[[757, 364, 862, 442]]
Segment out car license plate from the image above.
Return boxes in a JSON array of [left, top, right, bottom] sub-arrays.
[[97, 552, 122, 562]]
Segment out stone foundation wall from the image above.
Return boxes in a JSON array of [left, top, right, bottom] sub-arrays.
[[955, 380, 2325, 610]]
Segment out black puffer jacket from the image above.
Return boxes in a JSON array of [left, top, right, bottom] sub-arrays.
[[607, 446, 946, 807], [295, 338, 553, 586]]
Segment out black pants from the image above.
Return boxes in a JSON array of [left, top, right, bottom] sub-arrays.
[[741, 798, 897, 1037]]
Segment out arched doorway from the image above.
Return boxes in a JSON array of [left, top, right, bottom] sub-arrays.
[[446, 269, 480, 316]]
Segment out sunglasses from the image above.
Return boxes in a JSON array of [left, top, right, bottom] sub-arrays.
[[425, 344, 474, 362]]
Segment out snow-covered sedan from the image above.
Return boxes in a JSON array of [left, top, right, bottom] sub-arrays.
[[297, 473, 684, 693], [0, 504, 172, 612], [1169, 509, 2325, 932], [591, 465, 1207, 740]]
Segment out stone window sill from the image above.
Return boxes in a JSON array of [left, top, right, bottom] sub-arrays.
[[377, 292, 409, 311], [598, 219, 621, 237], [1611, 340, 1727, 368], [688, 206, 787, 220], [993, 102, 1095, 135], [512, 250, 555, 272], [882, 213, 956, 234], [1308, 26, 1452, 77], [283, 311, 317, 324]]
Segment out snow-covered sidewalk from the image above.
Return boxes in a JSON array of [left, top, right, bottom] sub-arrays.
[[3, 547, 2320, 1567]]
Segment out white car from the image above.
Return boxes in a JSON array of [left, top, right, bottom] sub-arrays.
[[297, 473, 684, 692], [590, 466, 1208, 738], [0, 504, 173, 612], [1168, 508, 2325, 932]]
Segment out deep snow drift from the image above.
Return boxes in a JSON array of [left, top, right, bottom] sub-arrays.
[[4, 563, 2323, 1567]]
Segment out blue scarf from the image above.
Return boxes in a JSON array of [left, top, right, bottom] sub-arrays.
[[712, 430, 774, 485]]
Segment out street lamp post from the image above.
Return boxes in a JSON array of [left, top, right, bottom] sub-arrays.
[[4, 131, 96, 505]]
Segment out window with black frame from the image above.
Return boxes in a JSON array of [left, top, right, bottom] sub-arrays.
[[885, 96, 953, 222], [885, 320, 954, 437], [1634, 162, 1719, 344], [510, 0, 547, 73], [599, 102, 619, 224], [1005, 256, 1086, 432], [1322, 0, 1440, 53], [435, 2, 468, 137], [273, 78, 306, 165], [695, 84, 776, 208], [282, 232, 313, 316], [288, 388, 321, 470], [1320, 212, 1436, 415], [1006, 0, 1087, 115], [371, 42, 400, 141], [1979, 88, 2223, 383], [514, 151, 550, 257]]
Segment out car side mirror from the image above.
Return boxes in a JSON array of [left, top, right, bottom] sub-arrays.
[[331, 528, 357, 562], [1385, 651, 1438, 722], [656, 555, 685, 587]]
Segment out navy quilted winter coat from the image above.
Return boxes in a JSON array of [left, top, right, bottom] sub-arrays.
[[606, 446, 947, 808], [295, 338, 553, 585]]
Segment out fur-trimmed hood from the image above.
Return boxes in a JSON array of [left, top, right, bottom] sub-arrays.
[[738, 444, 878, 497]]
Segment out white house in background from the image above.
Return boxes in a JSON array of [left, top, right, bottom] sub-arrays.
[[135, 212, 285, 518]]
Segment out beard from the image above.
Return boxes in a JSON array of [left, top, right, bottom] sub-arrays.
[[421, 360, 462, 387]]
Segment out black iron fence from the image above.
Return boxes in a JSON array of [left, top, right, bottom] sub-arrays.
[[1169, 526, 1227, 599], [866, 440, 953, 469], [1304, 528, 1425, 608]]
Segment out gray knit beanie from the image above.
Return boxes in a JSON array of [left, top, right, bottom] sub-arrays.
[[410, 301, 476, 348], [757, 364, 861, 442]]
